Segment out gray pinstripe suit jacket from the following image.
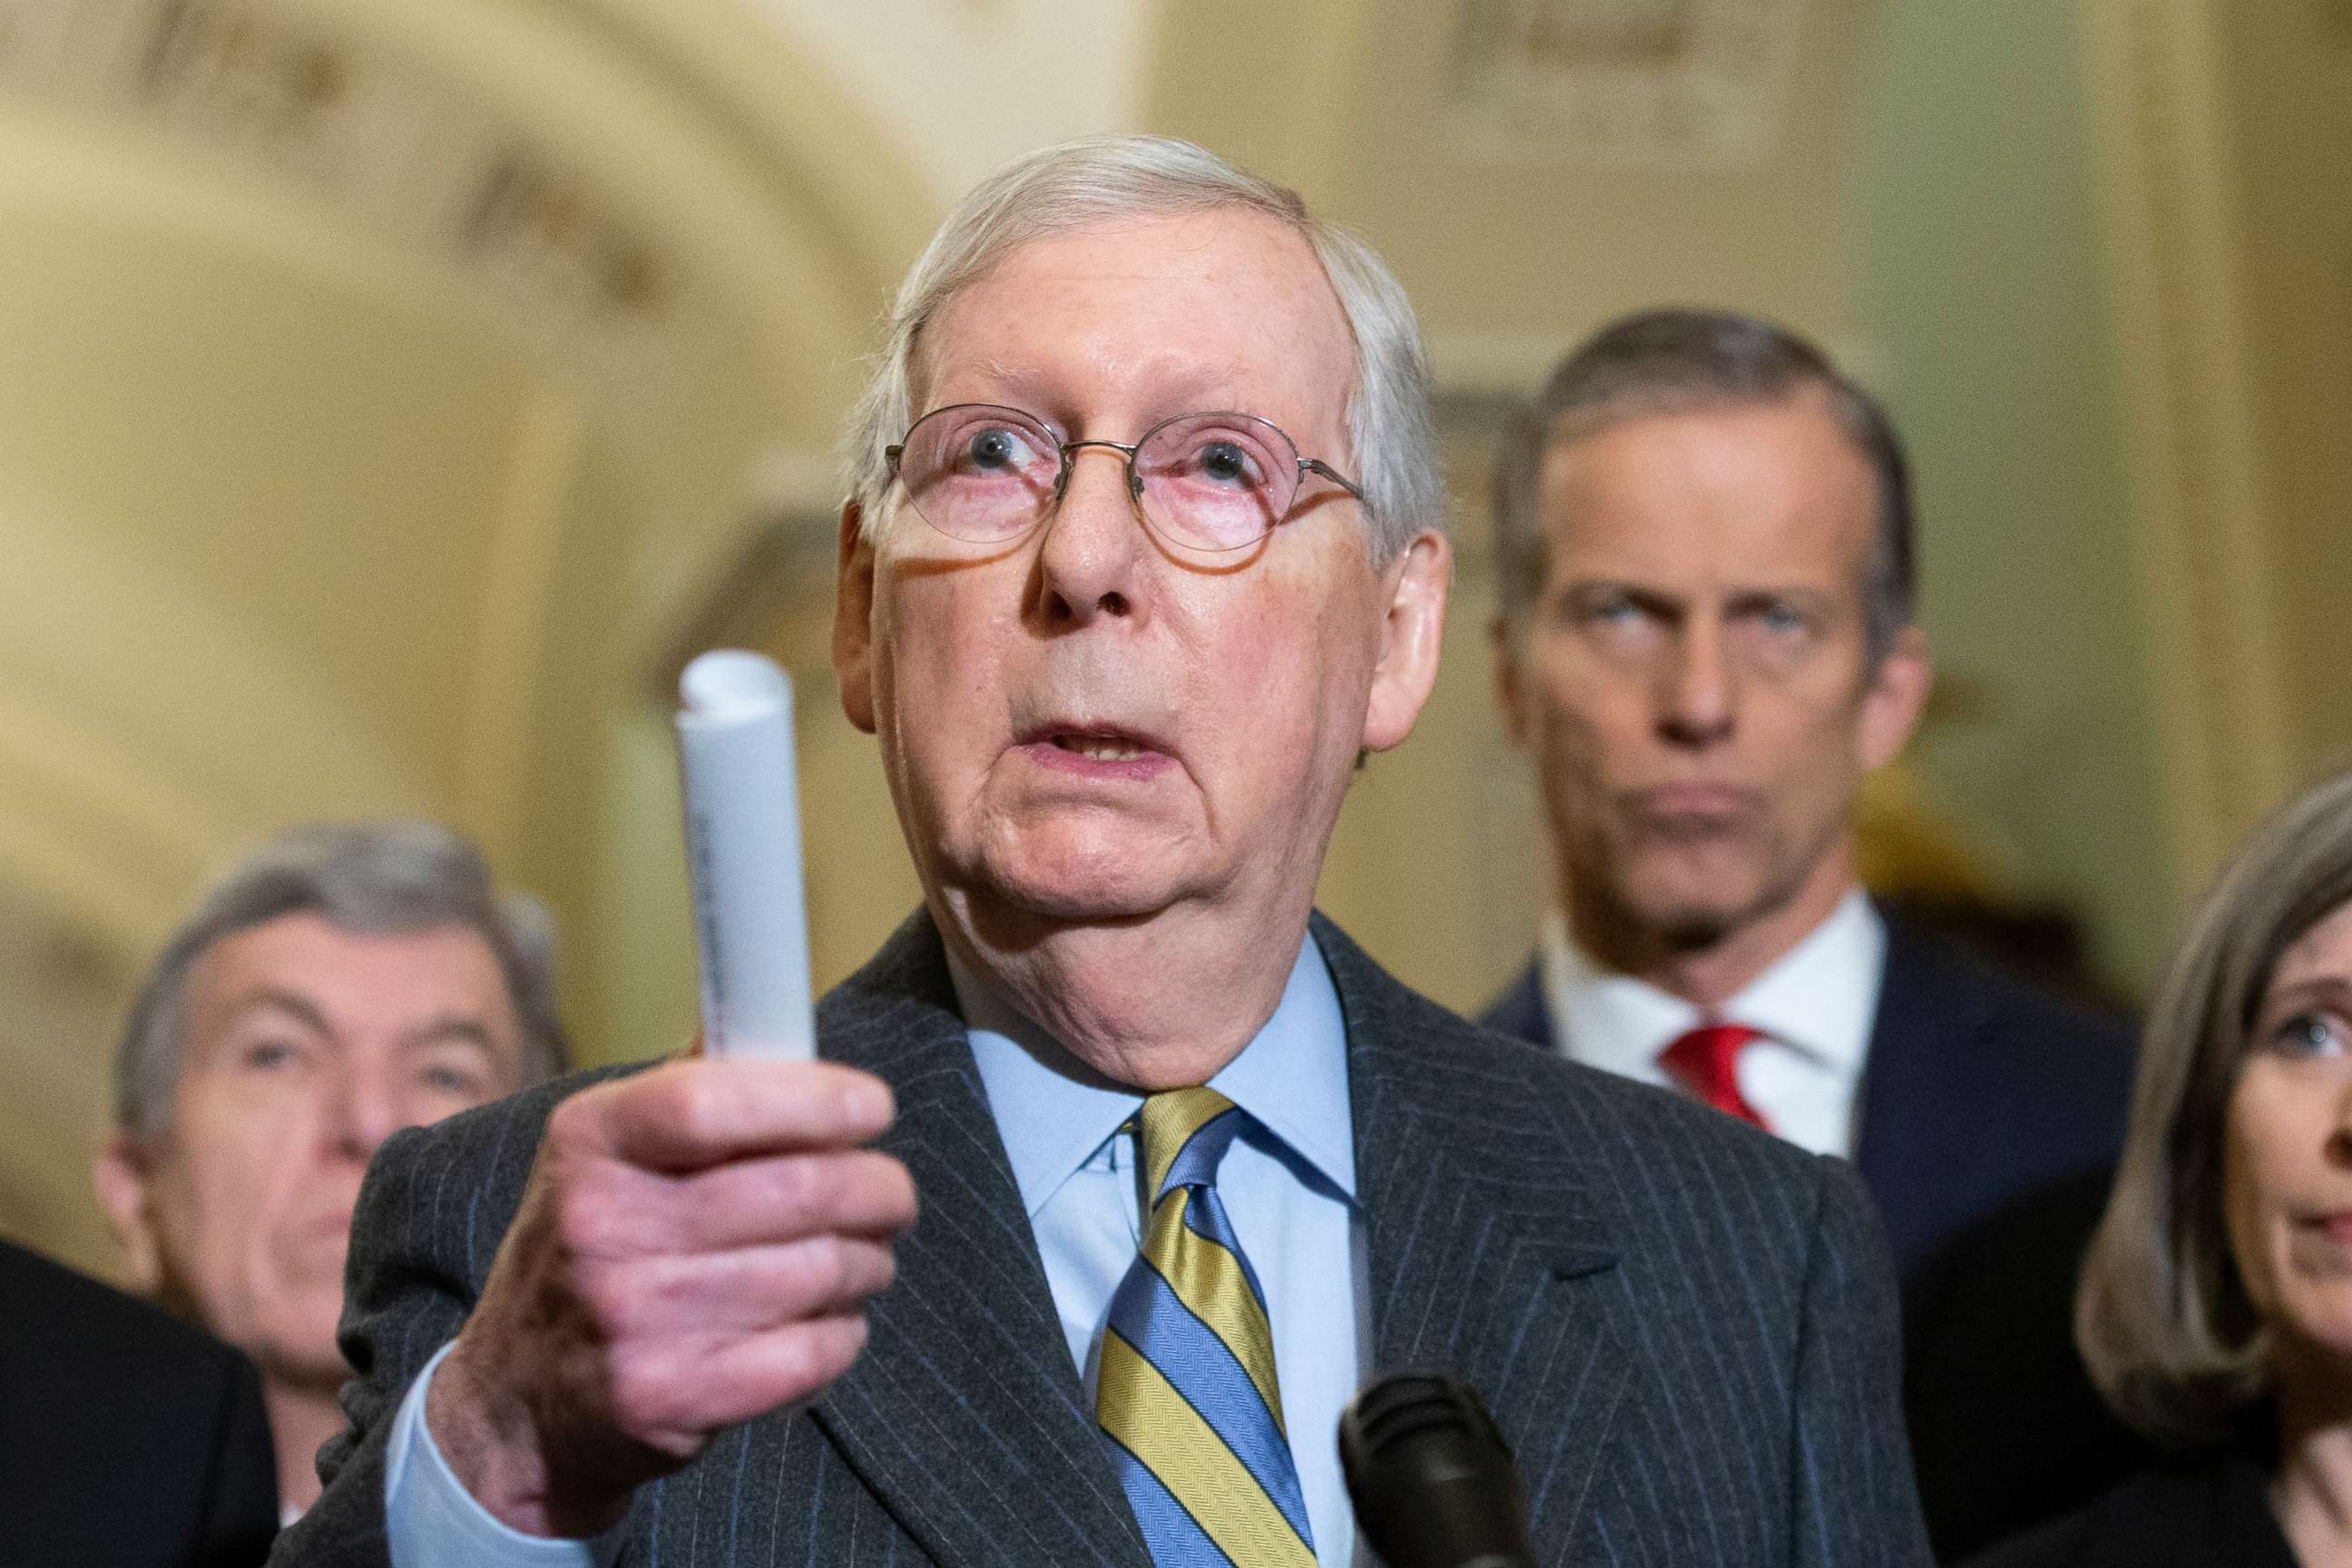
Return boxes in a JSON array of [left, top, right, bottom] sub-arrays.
[[271, 912, 1929, 1566]]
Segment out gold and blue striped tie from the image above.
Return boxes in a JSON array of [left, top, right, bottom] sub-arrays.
[[1097, 1087, 1317, 1567]]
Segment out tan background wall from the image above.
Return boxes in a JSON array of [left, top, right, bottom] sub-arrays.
[[2218, 3, 2352, 778], [1848, 0, 2175, 989], [1, 0, 2343, 1284]]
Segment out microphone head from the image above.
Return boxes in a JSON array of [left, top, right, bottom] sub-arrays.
[[1338, 1373, 1536, 1568]]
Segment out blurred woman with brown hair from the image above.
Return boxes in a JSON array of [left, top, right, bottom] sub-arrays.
[[1972, 765, 2352, 1565]]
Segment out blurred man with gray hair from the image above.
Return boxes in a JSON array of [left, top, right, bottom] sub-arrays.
[[95, 820, 566, 1518]]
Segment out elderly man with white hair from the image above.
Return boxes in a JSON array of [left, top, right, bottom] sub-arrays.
[[275, 136, 1929, 1568]]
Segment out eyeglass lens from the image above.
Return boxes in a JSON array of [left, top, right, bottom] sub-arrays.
[[895, 406, 1303, 553]]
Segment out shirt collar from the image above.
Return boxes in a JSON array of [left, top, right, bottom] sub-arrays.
[[1540, 888, 1884, 1073], [952, 936, 1356, 1219], [1729, 890, 1884, 1072], [1539, 911, 1697, 1076]]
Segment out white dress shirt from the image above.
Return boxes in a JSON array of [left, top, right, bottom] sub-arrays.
[[1539, 888, 1886, 1156]]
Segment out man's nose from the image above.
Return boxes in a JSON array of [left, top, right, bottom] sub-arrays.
[[1033, 444, 1145, 626], [1658, 616, 1737, 747], [319, 1059, 400, 1162]]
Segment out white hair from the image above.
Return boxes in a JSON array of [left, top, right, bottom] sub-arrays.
[[838, 134, 1444, 562]]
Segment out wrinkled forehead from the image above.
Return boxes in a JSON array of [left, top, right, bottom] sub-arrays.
[[181, 912, 522, 1051], [906, 211, 1359, 437], [1535, 391, 1880, 581]]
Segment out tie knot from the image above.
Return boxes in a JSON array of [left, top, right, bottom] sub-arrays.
[[1138, 1086, 1243, 1204], [1658, 1023, 1769, 1128]]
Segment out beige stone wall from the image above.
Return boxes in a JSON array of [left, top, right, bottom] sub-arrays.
[[2216, 4, 2352, 780], [2082, 0, 2352, 889], [5, 0, 2343, 1279]]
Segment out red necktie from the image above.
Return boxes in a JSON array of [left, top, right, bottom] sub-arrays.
[[1659, 1023, 1769, 1129]]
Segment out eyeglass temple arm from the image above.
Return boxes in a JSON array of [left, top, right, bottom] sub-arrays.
[[1301, 456, 1365, 499]]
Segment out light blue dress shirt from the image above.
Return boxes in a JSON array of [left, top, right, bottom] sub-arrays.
[[385, 935, 1365, 1567], [956, 936, 1367, 1566]]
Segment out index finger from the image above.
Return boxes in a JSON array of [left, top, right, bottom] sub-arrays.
[[589, 1059, 896, 1172]]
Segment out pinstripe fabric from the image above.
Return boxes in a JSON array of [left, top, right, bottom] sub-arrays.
[[1096, 1089, 1316, 1568], [1339, 913, 1928, 1566], [271, 909, 1928, 1568]]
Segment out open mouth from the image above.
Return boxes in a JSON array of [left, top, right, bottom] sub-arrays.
[[1051, 733, 1152, 763], [1017, 721, 1174, 778]]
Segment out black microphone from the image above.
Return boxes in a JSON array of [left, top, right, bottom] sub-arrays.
[[1338, 1373, 1536, 1568]]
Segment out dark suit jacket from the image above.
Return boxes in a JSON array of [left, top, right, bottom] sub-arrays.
[[274, 911, 1929, 1566], [1961, 1454, 2296, 1568], [1483, 910, 2144, 1558], [0, 1237, 280, 1568]]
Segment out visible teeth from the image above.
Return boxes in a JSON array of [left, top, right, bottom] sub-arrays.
[[1056, 736, 1143, 761]]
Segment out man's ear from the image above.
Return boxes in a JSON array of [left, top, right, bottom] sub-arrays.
[[1859, 623, 1933, 772], [93, 1130, 164, 1294], [1362, 530, 1452, 754], [831, 500, 878, 735]]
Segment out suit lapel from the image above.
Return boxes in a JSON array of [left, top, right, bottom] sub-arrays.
[[807, 916, 1152, 1568], [1479, 960, 1554, 1050], [1852, 909, 1994, 1273], [1318, 917, 1632, 1553]]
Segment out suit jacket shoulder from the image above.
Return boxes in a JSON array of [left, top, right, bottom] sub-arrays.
[[1858, 910, 2136, 1274], [1476, 959, 1550, 1048], [1472, 913, 2136, 1558], [1318, 916, 1931, 1566], [1862, 915, 2147, 1557], [274, 916, 1133, 1568], [1484, 913, 2135, 1269], [1960, 1455, 2296, 1568], [0, 1238, 280, 1568], [280, 912, 1930, 1567], [1484, 913, 2137, 1279]]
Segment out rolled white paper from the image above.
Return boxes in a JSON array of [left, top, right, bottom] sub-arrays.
[[675, 650, 816, 1060]]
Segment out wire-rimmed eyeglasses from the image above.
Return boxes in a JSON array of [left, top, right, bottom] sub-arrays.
[[884, 404, 1364, 554]]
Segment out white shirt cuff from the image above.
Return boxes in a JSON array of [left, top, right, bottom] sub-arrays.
[[385, 1340, 635, 1568]]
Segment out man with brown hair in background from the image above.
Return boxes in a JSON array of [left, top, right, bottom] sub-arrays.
[[1482, 306, 2141, 1554]]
